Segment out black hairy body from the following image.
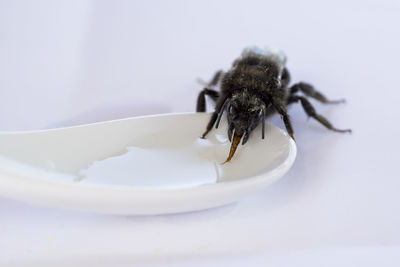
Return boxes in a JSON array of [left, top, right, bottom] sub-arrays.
[[196, 47, 351, 163]]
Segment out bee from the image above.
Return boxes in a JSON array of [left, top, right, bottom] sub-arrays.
[[196, 46, 351, 163]]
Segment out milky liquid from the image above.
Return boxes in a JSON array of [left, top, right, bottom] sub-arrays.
[[77, 139, 219, 188]]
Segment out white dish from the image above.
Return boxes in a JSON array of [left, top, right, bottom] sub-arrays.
[[0, 112, 296, 215]]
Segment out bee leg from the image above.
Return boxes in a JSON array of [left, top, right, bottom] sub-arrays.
[[197, 70, 224, 87], [271, 98, 295, 141], [290, 82, 345, 104], [196, 88, 220, 112], [208, 70, 224, 87], [201, 97, 230, 138], [280, 68, 291, 89], [261, 108, 266, 139], [288, 95, 352, 133]]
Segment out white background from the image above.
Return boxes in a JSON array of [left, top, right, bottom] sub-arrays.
[[1, 0, 400, 266]]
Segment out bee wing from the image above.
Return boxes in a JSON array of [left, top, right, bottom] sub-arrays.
[[241, 46, 287, 66], [241, 46, 287, 80]]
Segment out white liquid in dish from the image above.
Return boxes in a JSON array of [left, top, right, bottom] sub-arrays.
[[78, 139, 219, 188], [0, 113, 297, 215]]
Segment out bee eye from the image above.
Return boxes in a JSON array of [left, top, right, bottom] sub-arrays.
[[228, 104, 239, 119], [228, 105, 235, 115], [228, 103, 234, 113]]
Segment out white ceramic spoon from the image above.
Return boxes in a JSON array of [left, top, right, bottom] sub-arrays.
[[0, 112, 296, 215]]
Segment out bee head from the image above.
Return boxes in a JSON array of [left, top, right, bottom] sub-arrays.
[[226, 91, 266, 145]]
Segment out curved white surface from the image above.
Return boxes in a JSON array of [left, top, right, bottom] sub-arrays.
[[0, 113, 296, 215]]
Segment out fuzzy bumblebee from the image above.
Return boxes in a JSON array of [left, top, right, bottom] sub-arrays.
[[197, 46, 351, 163]]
